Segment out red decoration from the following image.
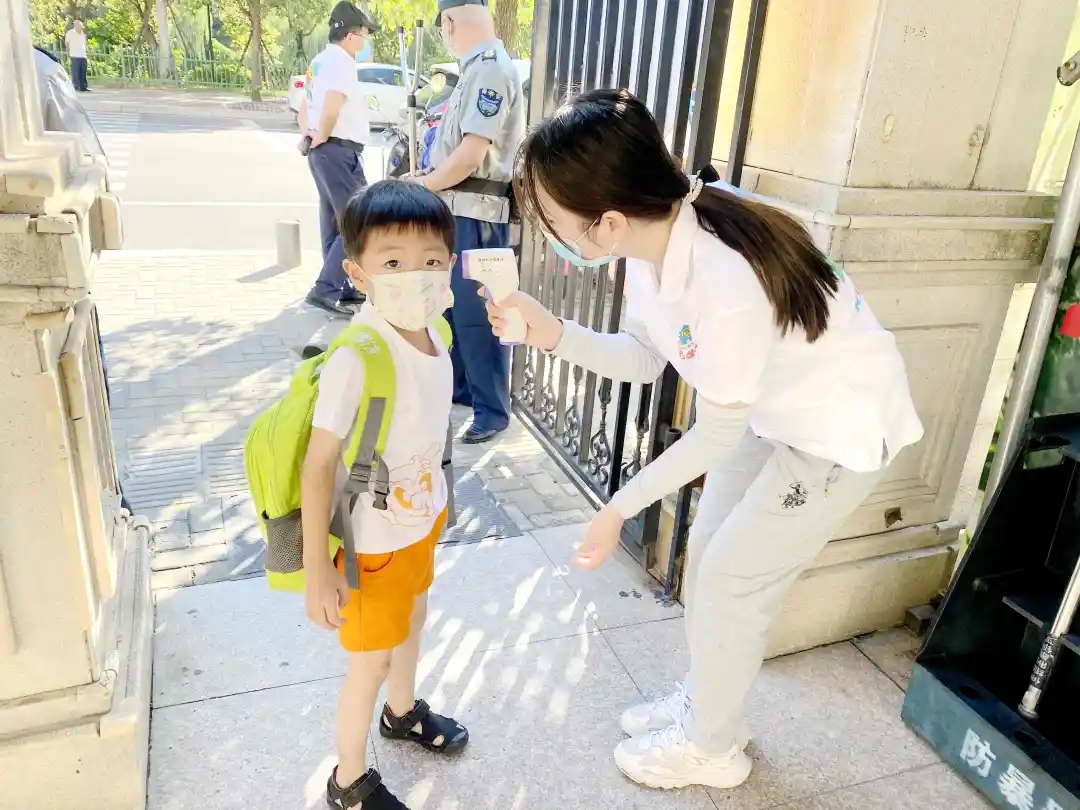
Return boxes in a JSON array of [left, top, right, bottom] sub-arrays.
[[1060, 303, 1080, 338]]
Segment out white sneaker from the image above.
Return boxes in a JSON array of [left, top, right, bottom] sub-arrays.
[[614, 723, 753, 790], [619, 684, 753, 750], [620, 682, 691, 736]]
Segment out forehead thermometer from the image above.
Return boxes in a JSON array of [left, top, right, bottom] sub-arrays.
[[461, 248, 527, 345]]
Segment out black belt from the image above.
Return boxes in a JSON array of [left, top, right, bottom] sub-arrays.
[[325, 137, 365, 152], [449, 177, 511, 197]]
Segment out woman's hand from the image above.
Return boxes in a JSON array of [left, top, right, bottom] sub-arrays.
[[572, 506, 624, 569], [482, 290, 564, 351]]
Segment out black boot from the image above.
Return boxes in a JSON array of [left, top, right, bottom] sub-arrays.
[[326, 768, 409, 809]]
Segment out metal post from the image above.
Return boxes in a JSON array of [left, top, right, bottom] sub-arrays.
[[406, 20, 425, 175], [726, 0, 767, 188], [982, 54, 1080, 510]]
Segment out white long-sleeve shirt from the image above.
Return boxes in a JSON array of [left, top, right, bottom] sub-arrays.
[[553, 197, 923, 519]]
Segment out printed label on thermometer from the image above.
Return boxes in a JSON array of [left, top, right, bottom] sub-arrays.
[[461, 248, 527, 345]]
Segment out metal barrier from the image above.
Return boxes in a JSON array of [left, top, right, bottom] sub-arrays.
[[56, 46, 299, 93]]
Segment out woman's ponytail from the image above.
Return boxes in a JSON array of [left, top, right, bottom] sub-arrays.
[[689, 175, 837, 342]]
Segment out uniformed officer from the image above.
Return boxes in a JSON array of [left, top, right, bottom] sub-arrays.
[[409, 0, 525, 444], [299, 1, 378, 318]]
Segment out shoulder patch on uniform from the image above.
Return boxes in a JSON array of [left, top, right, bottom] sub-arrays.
[[476, 88, 504, 118], [481, 49, 497, 61]]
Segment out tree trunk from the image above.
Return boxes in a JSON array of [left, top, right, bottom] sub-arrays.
[[294, 28, 305, 64], [154, 0, 173, 79], [250, 0, 263, 101], [493, 0, 518, 56]]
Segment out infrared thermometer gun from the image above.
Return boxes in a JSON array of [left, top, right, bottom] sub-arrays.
[[461, 248, 527, 345]]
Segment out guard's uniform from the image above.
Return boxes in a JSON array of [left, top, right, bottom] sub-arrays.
[[428, 39, 525, 435], [304, 4, 374, 307]]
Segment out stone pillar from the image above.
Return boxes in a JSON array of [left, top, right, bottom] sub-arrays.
[[0, 1, 151, 808], [694, 0, 1074, 654]]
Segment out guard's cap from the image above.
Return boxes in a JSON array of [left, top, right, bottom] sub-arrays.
[[329, 1, 379, 34], [434, 0, 487, 27]]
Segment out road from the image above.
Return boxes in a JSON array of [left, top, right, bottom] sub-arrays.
[[89, 110, 388, 251]]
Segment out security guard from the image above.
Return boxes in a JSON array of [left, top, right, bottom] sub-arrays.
[[410, 0, 525, 444], [299, 1, 378, 317]]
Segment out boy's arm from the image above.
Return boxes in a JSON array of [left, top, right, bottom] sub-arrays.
[[301, 428, 342, 571], [302, 349, 367, 629]]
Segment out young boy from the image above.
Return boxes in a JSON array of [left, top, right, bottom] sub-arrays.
[[302, 179, 467, 810]]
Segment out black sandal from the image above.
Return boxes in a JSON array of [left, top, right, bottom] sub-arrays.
[[326, 767, 409, 809], [379, 699, 469, 753]]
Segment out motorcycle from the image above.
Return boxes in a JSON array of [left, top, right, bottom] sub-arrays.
[[378, 73, 453, 179]]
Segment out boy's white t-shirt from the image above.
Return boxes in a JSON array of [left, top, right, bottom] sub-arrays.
[[623, 199, 924, 473], [312, 303, 452, 554]]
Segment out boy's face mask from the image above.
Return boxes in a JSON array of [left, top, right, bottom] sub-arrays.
[[364, 269, 454, 331]]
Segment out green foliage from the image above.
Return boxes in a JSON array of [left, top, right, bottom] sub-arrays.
[[28, 0, 533, 91]]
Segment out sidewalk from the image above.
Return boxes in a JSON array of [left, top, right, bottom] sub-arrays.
[[92, 249, 990, 809], [80, 87, 294, 123]]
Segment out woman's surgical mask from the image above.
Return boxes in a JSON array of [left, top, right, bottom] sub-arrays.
[[543, 219, 616, 267], [366, 270, 454, 331]]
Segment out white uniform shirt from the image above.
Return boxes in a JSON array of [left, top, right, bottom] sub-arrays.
[[312, 303, 453, 553], [65, 28, 87, 59], [304, 43, 371, 144], [623, 198, 924, 473]]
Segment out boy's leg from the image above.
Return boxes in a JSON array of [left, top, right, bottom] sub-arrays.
[[336, 649, 392, 787], [385, 593, 426, 718]]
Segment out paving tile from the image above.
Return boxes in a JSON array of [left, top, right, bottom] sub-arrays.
[[152, 534, 592, 707], [152, 576, 344, 707], [150, 542, 230, 572], [148, 678, 375, 810], [372, 634, 717, 810], [852, 628, 921, 691], [780, 762, 992, 809], [604, 620, 943, 810], [531, 523, 684, 630]]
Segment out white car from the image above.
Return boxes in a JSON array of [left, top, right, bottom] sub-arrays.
[[288, 62, 428, 126]]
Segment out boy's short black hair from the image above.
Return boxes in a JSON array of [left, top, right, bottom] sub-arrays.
[[339, 179, 456, 259]]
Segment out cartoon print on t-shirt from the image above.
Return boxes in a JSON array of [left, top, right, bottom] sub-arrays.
[[381, 443, 443, 528], [677, 324, 698, 360]]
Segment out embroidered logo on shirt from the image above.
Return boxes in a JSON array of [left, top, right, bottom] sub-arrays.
[[830, 262, 865, 313], [477, 88, 504, 118], [781, 482, 808, 509], [481, 49, 497, 61], [677, 324, 698, 360]]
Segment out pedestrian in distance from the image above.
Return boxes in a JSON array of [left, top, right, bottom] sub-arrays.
[[405, 0, 526, 445], [486, 88, 925, 793], [299, 1, 378, 318], [65, 20, 89, 92]]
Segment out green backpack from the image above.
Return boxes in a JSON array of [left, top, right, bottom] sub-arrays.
[[243, 318, 456, 592]]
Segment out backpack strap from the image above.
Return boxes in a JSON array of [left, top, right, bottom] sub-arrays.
[[328, 324, 397, 590], [433, 316, 457, 528]]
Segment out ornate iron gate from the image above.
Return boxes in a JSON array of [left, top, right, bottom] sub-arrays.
[[511, 0, 759, 566]]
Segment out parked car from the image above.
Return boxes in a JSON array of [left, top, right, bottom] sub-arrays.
[[287, 63, 429, 126], [33, 45, 104, 158]]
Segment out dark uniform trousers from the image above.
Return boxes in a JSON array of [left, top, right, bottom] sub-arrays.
[[446, 216, 511, 433], [308, 141, 367, 298]]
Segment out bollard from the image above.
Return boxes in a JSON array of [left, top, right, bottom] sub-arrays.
[[276, 219, 302, 269]]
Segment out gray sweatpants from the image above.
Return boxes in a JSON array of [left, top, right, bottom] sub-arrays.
[[682, 429, 886, 754]]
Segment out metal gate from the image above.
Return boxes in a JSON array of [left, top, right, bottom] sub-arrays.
[[512, 0, 767, 568]]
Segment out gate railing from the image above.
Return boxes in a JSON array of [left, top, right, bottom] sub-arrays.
[[516, 0, 766, 575]]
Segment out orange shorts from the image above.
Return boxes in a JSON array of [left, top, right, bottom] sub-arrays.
[[333, 509, 447, 653]]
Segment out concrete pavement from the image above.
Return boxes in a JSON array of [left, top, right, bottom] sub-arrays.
[[87, 101, 991, 809]]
